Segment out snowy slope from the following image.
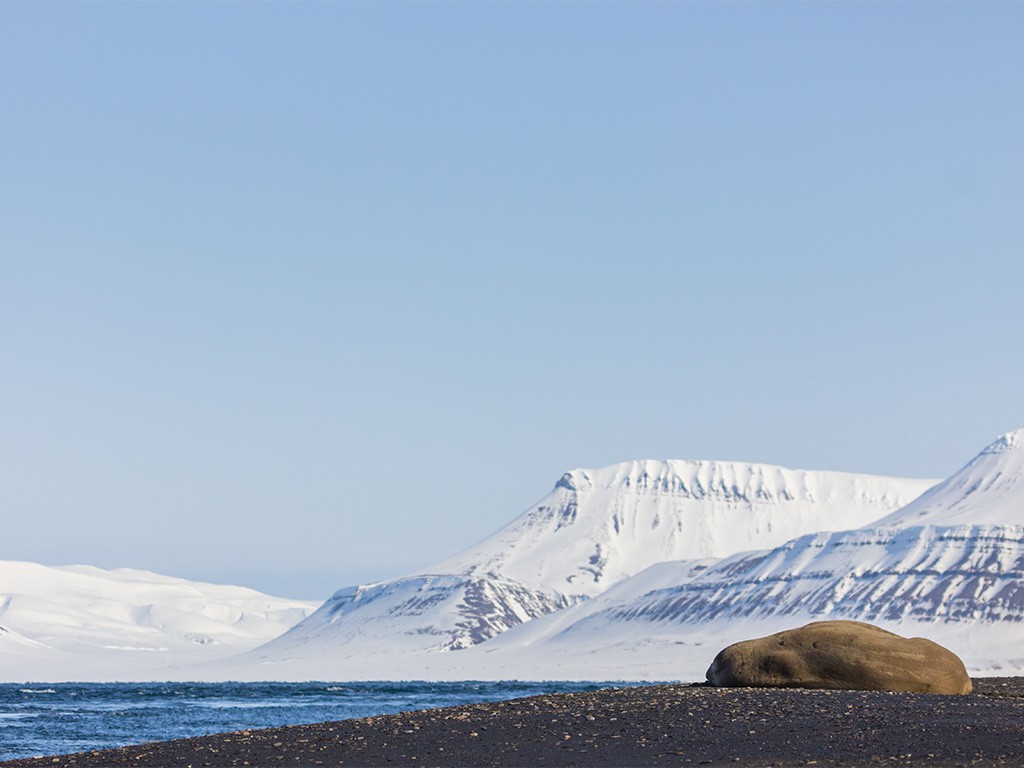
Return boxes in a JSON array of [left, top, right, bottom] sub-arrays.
[[244, 460, 935, 670], [874, 428, 1024, 527], [475, 558, 721, 653], [0, 561, 319, 682], [561, 524, 1024, 628], [246, 574, 575, 657]]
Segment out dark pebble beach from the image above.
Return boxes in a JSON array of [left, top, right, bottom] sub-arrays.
[[4, 678, 1023, 768]]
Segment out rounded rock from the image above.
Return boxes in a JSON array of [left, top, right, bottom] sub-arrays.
[[705, 620, 972, 694]]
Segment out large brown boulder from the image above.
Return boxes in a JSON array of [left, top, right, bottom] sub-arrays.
[[705, 620, 972, 694]]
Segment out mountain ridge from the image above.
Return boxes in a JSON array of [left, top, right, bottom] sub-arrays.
[[247, 459, 936, 670], [427, 458, 937, 597]]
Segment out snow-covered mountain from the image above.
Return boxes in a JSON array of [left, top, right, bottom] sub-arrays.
[[474, 429, 1024, 679], [598, 429, 1024, 627], [0, 561, 319, 682], [19, 428, 1024, 684], [241, 460, 935, 669], [431, 460, 936, 598]]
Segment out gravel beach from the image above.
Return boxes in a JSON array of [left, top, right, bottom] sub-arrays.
[[4, 678, 1023, 767]]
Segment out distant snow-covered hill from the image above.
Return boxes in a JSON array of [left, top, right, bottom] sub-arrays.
[[0, 562, 319, 682], [242, 460, 935, 667]]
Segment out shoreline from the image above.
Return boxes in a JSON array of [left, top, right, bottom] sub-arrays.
[[4, 678, 1023, 767]]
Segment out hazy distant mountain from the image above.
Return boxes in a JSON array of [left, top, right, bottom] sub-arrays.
[[0, 562, 319, 682]]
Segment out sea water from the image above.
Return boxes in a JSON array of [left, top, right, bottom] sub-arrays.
[[0, 681, 630, 761]]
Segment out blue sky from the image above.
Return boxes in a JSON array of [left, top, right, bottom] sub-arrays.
[[2, 3, 1022, 598]]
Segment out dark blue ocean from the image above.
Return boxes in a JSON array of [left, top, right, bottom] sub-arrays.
[[0, 681, 632, 761]]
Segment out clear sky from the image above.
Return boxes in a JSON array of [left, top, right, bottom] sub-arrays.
[[2, 3, 1022, 599]]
